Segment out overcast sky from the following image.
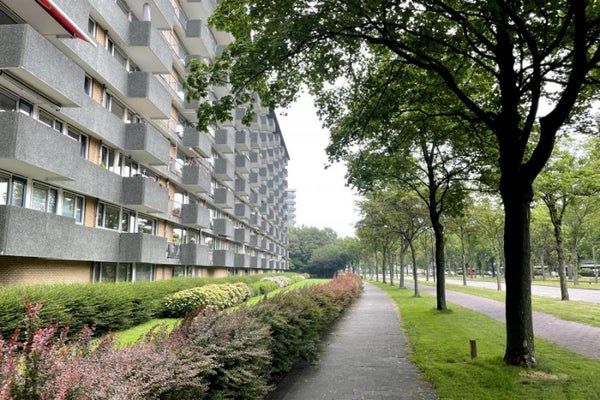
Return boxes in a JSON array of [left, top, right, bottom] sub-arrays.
[[276, 93, 360, 237]]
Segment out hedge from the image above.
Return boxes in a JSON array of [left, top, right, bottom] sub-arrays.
[[249, 280, 279, 296], [0, 273, 362, 400], [162, 282, 252, 317], [0, 273, 299, 338]]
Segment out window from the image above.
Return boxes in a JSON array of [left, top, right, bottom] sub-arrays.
[[172, 265, 186, 278], [121, 209, 135, 233], [134, 264, 154, 281], [100, 263, 117, 282], [18, 99, 32, 116], [97, 203, 120, 230], [125, 109, 140, 123], [62, 192, 84, 224], [31, 182, 57, 213], [87, 18, 96, 37], [84, 75, 92, 97], [9, 176, 25, 207], [113, 45, 127, 67], [100, 145, 116, 171], [109, 96, 126, 120], [0, 174, 8, 205], [116, 263, 132, 281], [67, 128, 89, 159], [137, 214, 155, 234], [121, 158, 139, 177], [38, 110, 63, 132], [0, 90, 16, 111]]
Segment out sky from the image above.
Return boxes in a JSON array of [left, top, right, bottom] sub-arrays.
[[276, 93, 360, 237]]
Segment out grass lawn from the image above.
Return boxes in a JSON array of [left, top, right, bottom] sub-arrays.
[[450, 276, 600, 290], [425, 282, 600, 328], [114, 278, 329, 345], [373, 282, 600, 400]]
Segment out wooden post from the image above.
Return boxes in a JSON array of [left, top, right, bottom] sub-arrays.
[[470, 339, 477, 359]]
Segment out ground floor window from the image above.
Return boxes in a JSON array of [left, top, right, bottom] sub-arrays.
[[93, 263, 147, 282], [173, 265, 196, 278], [135, 263, 154, 281]]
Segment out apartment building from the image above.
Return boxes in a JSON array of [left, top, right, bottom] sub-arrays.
[[284, 189, 296, 226], [0, 0, 290, 286]]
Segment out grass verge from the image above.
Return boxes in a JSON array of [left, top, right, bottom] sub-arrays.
[[448, 277, 600, 290], [427, 282, 600, 328], [114, 278, 329, 345], [373, 281, 600, 400]]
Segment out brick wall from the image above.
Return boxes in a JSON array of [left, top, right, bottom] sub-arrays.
[[0, 257, 92, 286]]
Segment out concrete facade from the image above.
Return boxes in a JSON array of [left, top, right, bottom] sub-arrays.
[[0, 0, 290, 286]]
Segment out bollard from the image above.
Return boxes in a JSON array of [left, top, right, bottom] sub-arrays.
[[470, 339, 477, 359]]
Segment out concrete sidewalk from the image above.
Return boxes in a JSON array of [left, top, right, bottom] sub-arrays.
[[419, 285, 600, 359], [271, 283, 437, 400]]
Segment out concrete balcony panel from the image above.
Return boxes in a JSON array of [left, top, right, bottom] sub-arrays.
[[213, 218, 234, 238], [259, 167, 268, 178], [249, 191, 259, 206], [214, 128, 235, 154], [235, 155, 250, 174], [123, 0, 176, 29], [234, 203, 251, 222], [213, 187, 234, 209], [124, 123, 170, 165], [234, 178, 251, 198], [234, 228, 250, 243], [213, 249, 234, 267], [250, 213, 261, 228], [181, 203, 211, 229], [0, 112, 79, 181], [121, 176, 169, 214], [249, 150, 260, 169], [236, 131, 251, 151], [183, 128, 213, 158], [180, 243, 210, 265], [234, 253, 251, 268], [119, 233, 168, 264], [0, 24, 83, 107], [249, 172, 260, 188], [182, 98, 199, 121], [249, 234, 258, 247], [127, 72, 171, 119], [260, 257, 268, 269], [61, 162, 122, 205], [89, 0, 130, 44], [214, 158, 234, 181], [0, 205, 120, 261], [250, 256, 258, 269], [128, 21, 172, 73], [182, 164, 212, 193]]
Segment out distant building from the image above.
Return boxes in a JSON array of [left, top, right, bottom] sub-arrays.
[[285, 189, 297, 226]]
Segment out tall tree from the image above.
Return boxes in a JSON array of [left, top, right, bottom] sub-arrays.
[[190, 1, 600, 366]]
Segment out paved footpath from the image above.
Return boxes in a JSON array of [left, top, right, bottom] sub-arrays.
[[419, 285, 600, 359], [445, 279, 600, 303], [271, 283, 437, 400]]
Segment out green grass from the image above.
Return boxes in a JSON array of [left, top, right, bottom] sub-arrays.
[[114, 279, 329, 345], [449, 276, 600, 290], [373, 282, 600, 400], [426, 282, 600, 328]]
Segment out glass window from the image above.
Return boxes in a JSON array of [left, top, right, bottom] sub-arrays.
[[67, 128, 89, 159], [31, 183, 57, 213], [137, 215, 155, 234], [122, 158, 139, 177], [97, 203, 120, 230], [173, 265, 186, 277], [100, 145, 115, 170], [84, 76, 92, 97], [121, 209, 135, 233], [38, 110, 63, 132], [135, 264, 154, 281], [173, 227, 186, 245], [10, 177, 26, 207], [87, 18, 96, 37], [101, 263, 117, 282], [116, 263, 132, 282], [114, 45, 127, 67], [0, 174, 8, 205], [18, 99, 32, 116], [110, 97, 125, 120], [62, 192, 84, 224], [0, 90, 16, 112]]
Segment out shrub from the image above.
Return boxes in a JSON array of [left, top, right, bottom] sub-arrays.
[[0, 274, 301, 338], [249, 281, 279, 296], [260, 276, 293, 288], [161, 283, 252, 318]]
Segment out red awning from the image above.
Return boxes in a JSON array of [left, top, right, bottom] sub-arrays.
[[35, 0, 96, 45]]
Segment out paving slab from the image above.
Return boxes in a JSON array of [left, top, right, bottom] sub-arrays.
[[271, 283, 437, 400]]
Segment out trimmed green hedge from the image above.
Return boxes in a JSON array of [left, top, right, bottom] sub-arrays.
[[0, 273, 297, 338], [162, 282, 252, 317], [249, 280, 279, 296]]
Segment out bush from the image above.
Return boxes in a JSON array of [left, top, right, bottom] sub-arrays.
[[161, 283, 252, 318], [260, 276, 293, 288], [249, 281, 279, 296], [0, 273, 301, 338]]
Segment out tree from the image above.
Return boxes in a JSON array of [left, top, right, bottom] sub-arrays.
[[308, 241, 350, 278], [287, 226, 338, 270], [191, 0, 600, 366]]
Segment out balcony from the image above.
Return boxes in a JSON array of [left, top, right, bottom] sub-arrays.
[[235, 155, 250, 174], [249, 234, 258, 247], [250, 256, 258, 268], [213, 249, 234, 267], [234, 203, 251, 222], [213, 187, 234, 209], [214, 128, 235, 153], [182, 164, 212, 193], [250, 131, 261, 149], [119, 233, 168, 264], [124, 124, 170, 166], [250, 213, 261, 228], [213, 218, 234, 238], [234, 178, 251, 198], [181, 203, 211, 229], [121, 176, 169, 214], [183, 128, 213, 157], [180, 243, 210, 265], [128, 21, 172, 73], [0, 24, 83, 107], [249, 151, 260, 170], [124, 0, 176, 29], [234, 253, 251, 269], [260, 258, 268, 269], [214, 158, 234, 181], [127, 72, 171, 119], [234, 228, 250, 243], [249, 172, 260, 188], [235, 131, 251, 151], [0, 112, 79, 181], [0, 205, 120, 261], [249, 191, 260, 206]]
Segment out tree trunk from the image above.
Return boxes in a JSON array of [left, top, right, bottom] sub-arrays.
[[374, 252, 379, 282], [399, 245, 406, 289], [389, 251, 394, 285], [409, 240, 419, 297], [382, 247, 387, 284], [460, 226, 467, 286], [431, 217, 447, 310], [545, 199, 569, 300], [495, 251, 502, 291], [501, 182, 536, 367]]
